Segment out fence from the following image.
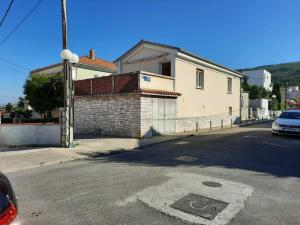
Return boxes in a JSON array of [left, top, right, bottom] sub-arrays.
[[74, 73, 138, 96]]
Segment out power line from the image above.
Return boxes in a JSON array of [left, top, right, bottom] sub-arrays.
[[0, 56, 28, 71], [0, 0, 15, 28], [0, 0, 46, 47]]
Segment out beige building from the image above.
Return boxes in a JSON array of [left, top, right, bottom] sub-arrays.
[[30, 49, 117, 79], [74, 41, 243, 137]]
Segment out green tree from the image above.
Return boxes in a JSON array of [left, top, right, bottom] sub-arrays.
[[24, 74, 64, 117], [242, 76, 250, 91], [4, 103, 13, 113], [271, 83, 282, 110], [17, 97, 25, 111]]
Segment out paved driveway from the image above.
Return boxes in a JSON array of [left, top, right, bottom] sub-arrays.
[[7, 122, 300, 225]]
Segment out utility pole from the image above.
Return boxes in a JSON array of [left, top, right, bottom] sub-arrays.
[[285, 82, 288, 110], [61, 0, 74, 148]]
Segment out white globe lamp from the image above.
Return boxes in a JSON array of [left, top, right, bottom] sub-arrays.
[[69, 53, 79, 64], [60, 49, 73, 60]]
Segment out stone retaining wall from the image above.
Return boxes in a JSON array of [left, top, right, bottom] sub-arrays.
[[176, 115, 239, 133], [74, 93, 141, 137]]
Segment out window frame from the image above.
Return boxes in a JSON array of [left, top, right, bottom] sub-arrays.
[[227, 77, 232, 94], [196, 69, 204, 90], [228, 106, 233, 116], [159, 61, 171, 76]]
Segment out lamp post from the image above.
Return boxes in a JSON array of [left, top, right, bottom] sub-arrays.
[[285, 83, 288, 110], [61, 0, 79, 148]]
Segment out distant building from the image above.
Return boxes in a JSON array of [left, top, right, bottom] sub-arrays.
[[30, 48, 117, 80], [287, 86, 300, 101], [244, 69, 272, 91]]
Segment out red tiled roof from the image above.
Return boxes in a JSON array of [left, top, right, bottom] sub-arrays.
[[30, 55, 117, 74], [79, 56, 117, 70], [136, 88, 181, 97]]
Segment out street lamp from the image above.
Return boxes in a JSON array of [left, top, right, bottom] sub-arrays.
[[61, 50, 79, 63], [60, 49, 79, 148], [61, 0, 79, 148]]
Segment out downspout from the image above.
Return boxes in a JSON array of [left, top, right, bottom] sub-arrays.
[[239, 77, 242, 123]]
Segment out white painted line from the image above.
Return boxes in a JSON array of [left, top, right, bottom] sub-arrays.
[[175, 141, 190, 145], [262, 141, 293, 149], [174, 156, 199, 162]]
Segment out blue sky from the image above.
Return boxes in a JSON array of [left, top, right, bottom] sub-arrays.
[[0, 0, 299, 105]]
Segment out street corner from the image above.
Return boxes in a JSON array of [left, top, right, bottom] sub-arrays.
[[133, 172, 254, 225]]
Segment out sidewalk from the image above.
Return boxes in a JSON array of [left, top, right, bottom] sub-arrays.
[[0, 133, 190, 173], [0, 120, 272, 173]]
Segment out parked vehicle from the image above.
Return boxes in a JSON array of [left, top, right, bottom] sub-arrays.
[[272, 110, 300, 136], [0, 172, 19, 225]]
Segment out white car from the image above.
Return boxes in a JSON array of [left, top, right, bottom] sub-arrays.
[[272, 110, 300, 136]]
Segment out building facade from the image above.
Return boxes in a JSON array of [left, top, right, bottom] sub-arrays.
[[243, 69, 272, 91], [74, 41, 243, 137]]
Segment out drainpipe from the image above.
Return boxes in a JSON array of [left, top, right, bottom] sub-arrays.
[[239, 78, 242, 123]]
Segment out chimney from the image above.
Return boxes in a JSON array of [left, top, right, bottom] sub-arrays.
[[89, 48, 96, 60]]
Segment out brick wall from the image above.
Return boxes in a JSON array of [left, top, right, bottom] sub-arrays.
[[74, 73, 138, 96], [114, 73, 138, 93], [74, 93, 141, 137]]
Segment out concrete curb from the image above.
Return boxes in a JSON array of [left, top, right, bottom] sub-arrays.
[[239, 119, 273, 127], [1, 121, 272, 173]]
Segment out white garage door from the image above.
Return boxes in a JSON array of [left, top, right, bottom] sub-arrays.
[[152, 98, 176, 135]]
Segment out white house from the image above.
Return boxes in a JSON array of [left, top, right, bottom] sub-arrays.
[[244, 69, 272, 91]]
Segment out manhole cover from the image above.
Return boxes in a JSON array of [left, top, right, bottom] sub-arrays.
[[170, 193, 228, 220], [202, 181, 222, 188]]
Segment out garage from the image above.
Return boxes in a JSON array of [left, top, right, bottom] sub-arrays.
[[152, 98, 176, 135]]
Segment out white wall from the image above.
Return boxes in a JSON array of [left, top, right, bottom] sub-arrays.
[[118, 44, 176, 76], [73, 67, 112, 80], [244, 70, 272, 91], [0, 125, 61, 146]]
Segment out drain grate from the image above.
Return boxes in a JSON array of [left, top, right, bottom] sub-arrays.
[[202, 181, 222, 188], [171, 193, 228, 220]]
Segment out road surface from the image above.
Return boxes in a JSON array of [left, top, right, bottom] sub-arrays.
[[7, 123, 300, 225]]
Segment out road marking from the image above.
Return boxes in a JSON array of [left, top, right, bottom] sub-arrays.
[[174, 156, 198, 162], [262, 141, 293, 149], [115, 196, 137, 207], [175, 141, 190, 145], [122, 173, 254, 225], [243, 135, 258, 138]]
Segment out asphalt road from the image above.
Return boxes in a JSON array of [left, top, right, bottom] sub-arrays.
[[7, 122, 300, 225]]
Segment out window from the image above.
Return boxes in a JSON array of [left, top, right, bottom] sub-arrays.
[[229, 107, 233, 116], [160, 62, 171, 76], [227, 77, 232, 93], [196, 69, 204, 89], [279, 112, 300, 120]]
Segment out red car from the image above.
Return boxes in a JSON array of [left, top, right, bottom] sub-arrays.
[[0, 172, 19, 225]]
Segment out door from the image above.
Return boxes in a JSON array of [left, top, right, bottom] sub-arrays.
[[152, 98, 176, 135]]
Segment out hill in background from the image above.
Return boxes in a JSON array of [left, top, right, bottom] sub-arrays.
[[242, 61, 300, 87]]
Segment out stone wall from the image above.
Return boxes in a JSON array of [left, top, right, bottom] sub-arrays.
[[176, 114, 239, 133], [74, 93, 141, 137]]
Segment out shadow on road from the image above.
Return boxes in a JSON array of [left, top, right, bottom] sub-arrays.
[[81, 127, 300, 178]]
